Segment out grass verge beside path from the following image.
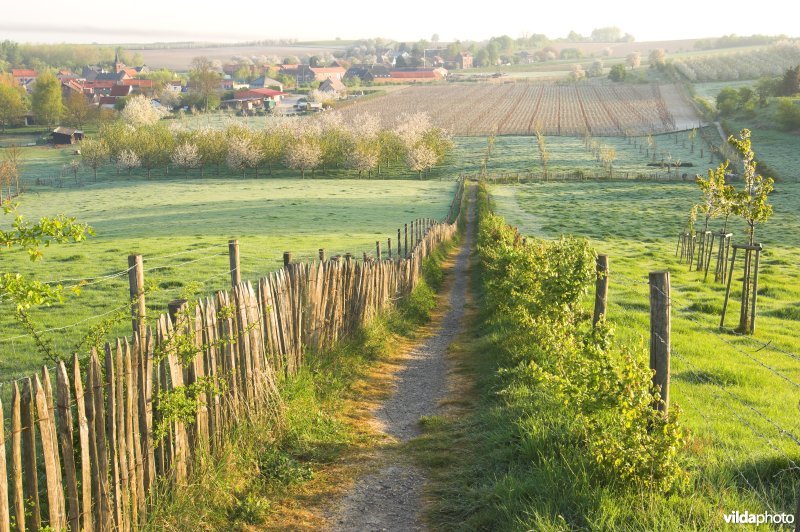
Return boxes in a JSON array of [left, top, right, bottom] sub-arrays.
[[145, 237, 458, 530], [413, 182, 796, 530]]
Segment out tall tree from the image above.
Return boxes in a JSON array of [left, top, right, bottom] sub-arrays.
[[0, 82, 28, 132], [189, 56, 221, 112], [31, 71, 63, 127], [63, 92, 93, 129]]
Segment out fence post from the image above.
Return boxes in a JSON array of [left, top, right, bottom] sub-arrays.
[[397, 229, 401, 256], [404, 224, 408, 258], [319, 248, 325, 261], [387, 238, 392, 260], [410, 221, 415, 250], [649, 271, 671, 415], [283, 251, 292, 267], [376, 241, 381, 261], [127, 255, 145, 341], [593, 255, 609, 328], [228, 239, 241, 288]]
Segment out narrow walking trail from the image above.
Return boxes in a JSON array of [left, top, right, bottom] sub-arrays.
[[329, 189, 476, 531]]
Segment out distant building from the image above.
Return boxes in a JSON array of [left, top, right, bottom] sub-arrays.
[[11, 69, 37, 87], [456, 52, 473, 69], [234, 88, 287, 102], [318, 77, 346, 94], [344, 64, 392, 83], [278, 64, 315, 84], [51, 127, 84, 145], [249, 76, 284, 91], [310, 66, 347, 81]]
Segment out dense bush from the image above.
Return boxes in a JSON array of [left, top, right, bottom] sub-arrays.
[[475, 183, 686, 492]]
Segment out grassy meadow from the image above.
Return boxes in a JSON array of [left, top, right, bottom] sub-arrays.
[[0, 177, 458, 380], [490, 180, 800, 515]]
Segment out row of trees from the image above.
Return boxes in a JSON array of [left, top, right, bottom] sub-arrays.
[[83, 100, 452, 179]]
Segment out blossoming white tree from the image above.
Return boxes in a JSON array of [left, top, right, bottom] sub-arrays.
[[121, 95, 167, 128], [172, 142, 201, 175]]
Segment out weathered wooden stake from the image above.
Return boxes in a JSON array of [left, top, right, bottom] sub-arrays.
[[388, 238, 392, 260], [283, 251, 292, 267], [720, 246, 738, 328], [397, 229, 401, 256], [376, 241, 381, 261], [128, 254, 146, 341], [750, 247, 761, 334], [319, 248, 325, 261], [404, 224, 408, 257], [649, 271, 671, 415], [228, 239, 241, 287], [593, 255, 609, 328]]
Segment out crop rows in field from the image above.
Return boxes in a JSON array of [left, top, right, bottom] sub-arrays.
[[338, 82, 699, 136]]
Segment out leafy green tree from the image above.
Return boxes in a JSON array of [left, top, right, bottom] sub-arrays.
[[729, 129, 773, 245], [0, 82, 28, 131], [715, 87, 739, 116], [64, 91, 93, 128], [608, 63, 627, 82], [130, 123, 173, 178], [189, 56, 221, 112], [80, 138, 110, 181], [31, 71, 63, 127], [755, 76, 781, 106], [780, 65, 800, 96], [775, 98, 800, 131]]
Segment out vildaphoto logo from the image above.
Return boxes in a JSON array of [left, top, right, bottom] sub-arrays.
[[723, 511, 795, 526]]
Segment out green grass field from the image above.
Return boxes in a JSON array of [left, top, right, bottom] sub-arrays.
[[490, 180, 800, 514], [0, 178, 457, 380], [451, 131, 714, 178]]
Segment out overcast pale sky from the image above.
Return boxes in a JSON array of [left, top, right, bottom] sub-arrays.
[[1, 0, 796, 43]]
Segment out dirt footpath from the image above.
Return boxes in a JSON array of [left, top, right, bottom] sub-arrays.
[[328, 191, 475, 532]]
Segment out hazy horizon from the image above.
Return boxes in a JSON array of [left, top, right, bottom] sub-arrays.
[[2, 0, 797, 45]]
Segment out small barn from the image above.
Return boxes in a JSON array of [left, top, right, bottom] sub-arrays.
[[51, 127, 84, 145]]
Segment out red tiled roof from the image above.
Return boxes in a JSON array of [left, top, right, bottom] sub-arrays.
[[390, 71, 438, 78], [310, 67, 346, 73], [109, 85, 132, 97], [12, 69, 37, 78], [99, 96, 117, 105], [235, 88, 287, 99], [86, 80, 115, 89], [123, 68, 138, 77], [121, 79, 154, 87]]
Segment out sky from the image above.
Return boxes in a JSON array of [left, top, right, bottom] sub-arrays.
[[1, 0, 797, 44]]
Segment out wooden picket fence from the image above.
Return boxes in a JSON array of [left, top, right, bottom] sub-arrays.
[[0, 179, 464, 531]]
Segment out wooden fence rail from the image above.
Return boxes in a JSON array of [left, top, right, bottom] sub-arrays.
[[0, 179, 464, 530]]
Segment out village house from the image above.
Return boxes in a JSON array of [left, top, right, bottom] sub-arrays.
[[11, 69, 37, 90], [278, 64, 315, 85], [318, 77, 346, 94], [310, 66, 346, 81], [344, 64, 392, 83], [249, 76, 284, 92], [455, 52, 473, 69]]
